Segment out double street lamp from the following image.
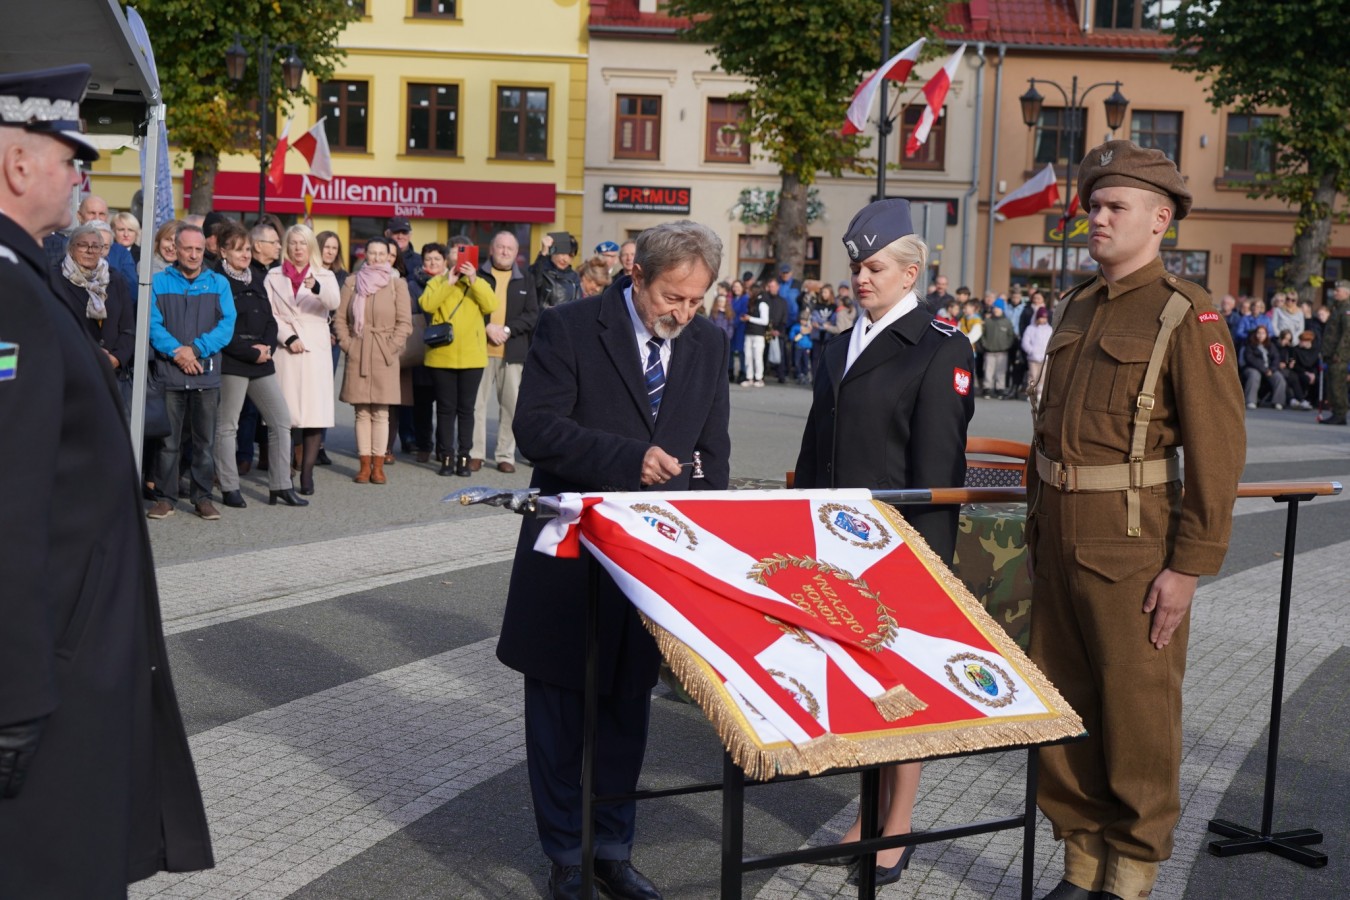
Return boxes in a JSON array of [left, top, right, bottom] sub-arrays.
[[226, 34, 305, 218], [1018, 76, 1129, 293]]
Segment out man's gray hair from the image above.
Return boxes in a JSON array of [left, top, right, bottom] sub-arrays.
[[175, 222, 205, 242], [250, 222, 278, 243], [634, 221, 722, 287], [87, 219, 113, 237]]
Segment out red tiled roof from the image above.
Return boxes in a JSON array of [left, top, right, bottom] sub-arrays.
[[589, 0, 692, 33], [589, 0, 1171, 51], [941, 0, 1171, 50]]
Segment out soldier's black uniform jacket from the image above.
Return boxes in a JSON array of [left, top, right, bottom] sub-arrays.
[[794, 307, 975, 564], [0, 213, 213, 894]]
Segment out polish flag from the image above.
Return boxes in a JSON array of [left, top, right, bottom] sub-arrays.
[[842, 37, 926, 136], [266, 117, 290, 192], [1056, 191, 1081, 229], [905, 43, 966, 157], [994, 164, 1062, 221], [292, 117, 334, 181]]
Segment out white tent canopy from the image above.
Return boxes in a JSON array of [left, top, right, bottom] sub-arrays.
[[3, 0, 166, 467]]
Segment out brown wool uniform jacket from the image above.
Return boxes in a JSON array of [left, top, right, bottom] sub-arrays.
[[1029, 258, 1246, 576]]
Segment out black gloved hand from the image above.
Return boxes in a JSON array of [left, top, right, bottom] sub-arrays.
[[0, 717, 47, 799]]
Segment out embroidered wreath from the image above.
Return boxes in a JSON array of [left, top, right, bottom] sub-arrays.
[[748, 553, 898, 652]]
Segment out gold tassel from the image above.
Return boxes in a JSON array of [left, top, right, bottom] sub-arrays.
[[872, 684, 928, 721]]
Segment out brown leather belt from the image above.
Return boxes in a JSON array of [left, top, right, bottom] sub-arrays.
[[1035, 448, 1180, 493]]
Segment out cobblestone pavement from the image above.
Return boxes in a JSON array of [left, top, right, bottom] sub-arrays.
[[130, 391, 1348, 899]]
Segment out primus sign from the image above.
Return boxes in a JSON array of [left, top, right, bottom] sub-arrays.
[[186, 171, 556, 223], [602, 184, 691, 214]]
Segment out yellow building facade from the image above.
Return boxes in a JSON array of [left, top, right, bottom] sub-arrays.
[[89, 0, 588, 263]]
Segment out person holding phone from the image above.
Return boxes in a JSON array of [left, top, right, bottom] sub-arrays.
[[421, 235, 497, 476]]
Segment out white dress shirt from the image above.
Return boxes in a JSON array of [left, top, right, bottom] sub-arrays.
[[624, 284, 671, 375], [845, 290, 919, 373]]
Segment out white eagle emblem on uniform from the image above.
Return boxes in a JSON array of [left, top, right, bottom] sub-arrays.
[[1100, 149, 1114, 166]]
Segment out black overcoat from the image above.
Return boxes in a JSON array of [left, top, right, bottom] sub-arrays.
[[0, 215, 213, 896], [49, 263, 136, 373], [496, 276, 731, 696], [794, 307, 975, 564]]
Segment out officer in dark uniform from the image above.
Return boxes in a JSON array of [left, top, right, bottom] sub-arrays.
[[1026, 141, 1246, 900], [1319, 278, 1349, 425], [794, 198, 974, 888], [0, 65, 214, 894]]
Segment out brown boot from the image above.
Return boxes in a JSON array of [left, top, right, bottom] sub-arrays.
[[370, 454, 387, 484], [354, 455, 372, 484]]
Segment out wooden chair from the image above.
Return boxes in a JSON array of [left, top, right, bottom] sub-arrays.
[[964, 436, 1030, 487]]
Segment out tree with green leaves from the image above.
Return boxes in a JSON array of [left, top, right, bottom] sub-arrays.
[[667, 0, 946, 273], [1170, 0, 1349, 305], [122, 1, 361, 214]]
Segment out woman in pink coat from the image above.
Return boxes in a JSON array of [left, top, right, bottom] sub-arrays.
[[265, 225, 342, 494]]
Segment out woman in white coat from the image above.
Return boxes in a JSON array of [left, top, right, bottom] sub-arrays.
[[266, 225, 342, 494]]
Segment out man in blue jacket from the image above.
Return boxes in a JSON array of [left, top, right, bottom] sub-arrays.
[[146, 223, 236, 520]]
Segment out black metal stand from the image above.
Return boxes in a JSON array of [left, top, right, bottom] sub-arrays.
[[578, 552, 1065, 899], [1206, 496, 1327, 868]]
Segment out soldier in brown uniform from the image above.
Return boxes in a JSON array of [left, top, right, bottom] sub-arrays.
[[1026, 141, 1246, 900]]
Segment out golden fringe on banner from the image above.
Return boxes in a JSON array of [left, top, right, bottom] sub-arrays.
[[873, 685, 927, 721], [637, 498, 1085, 779]]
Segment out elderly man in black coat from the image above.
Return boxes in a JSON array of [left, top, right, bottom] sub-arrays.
[[0, 65, 213, 896], [497, 221, 731, 900]]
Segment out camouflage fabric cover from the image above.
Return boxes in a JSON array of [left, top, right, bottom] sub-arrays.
[[658, 489, 1032, 702], [951, 503, 1031, 650]]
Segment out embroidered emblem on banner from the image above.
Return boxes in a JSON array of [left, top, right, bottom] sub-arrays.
[[630, 503, 699, 550], [748, 554, 898, 652], [818, 502, 891, 550], [1209, 342, 1225, 366], [945, 652, 1017, 708], [1197, 311, 1220, 323], [766, 668, 822, 720], [954, 367, 972, 396]]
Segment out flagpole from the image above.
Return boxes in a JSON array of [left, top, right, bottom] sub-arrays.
[[875, 0, 893, 201]]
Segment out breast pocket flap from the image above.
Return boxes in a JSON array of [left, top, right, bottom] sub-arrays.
[[1098, 333, 1155, 364]]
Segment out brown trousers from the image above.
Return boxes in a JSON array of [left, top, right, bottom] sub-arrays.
[[1029, 484, 1188, 898]]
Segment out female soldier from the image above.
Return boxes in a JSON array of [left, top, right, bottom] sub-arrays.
[[794, 198, 975, 887]]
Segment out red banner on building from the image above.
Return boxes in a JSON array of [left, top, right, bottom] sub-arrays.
[[185, 170, 557, 222]]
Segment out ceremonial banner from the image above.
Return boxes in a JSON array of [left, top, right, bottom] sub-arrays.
[[536, 490, 1083, 778]]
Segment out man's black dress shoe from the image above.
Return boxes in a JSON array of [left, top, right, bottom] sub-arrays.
[[269, 489, 310, 507], [548, 863, 597, 900], [221, 490, 247, 508], [593, 859, 662, 900], [847, 841, 917, 887]]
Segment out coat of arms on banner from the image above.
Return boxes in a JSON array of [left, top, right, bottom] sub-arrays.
[[535, 489, 1083, 777]]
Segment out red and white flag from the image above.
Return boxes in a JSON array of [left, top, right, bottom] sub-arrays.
[[994, 164, 1062, 221], [905, 43, 966, 157], [842, 37, 926, 136], [292, 117, 334, 181], [266, 117, 290, 192], [1056, 191, 1081, 229], [535, 490, 1081, 776]]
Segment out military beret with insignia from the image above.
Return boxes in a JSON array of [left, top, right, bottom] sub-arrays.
[[841, 198, 914, 262], [0, 64, 98, 162], [1078, 139, 1191, 220]]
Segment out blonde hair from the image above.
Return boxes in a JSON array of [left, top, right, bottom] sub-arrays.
[[879, 233, 929, 273], [284, 224, 324, 270], [112, 211, 140, 235]]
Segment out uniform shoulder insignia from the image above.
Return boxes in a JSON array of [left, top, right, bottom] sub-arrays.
[[1161, 274, 1210, 310], [0, 245, 18, 264], [930, 318, 958, 336]]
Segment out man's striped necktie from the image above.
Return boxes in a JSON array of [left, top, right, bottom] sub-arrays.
[[644, 336, 666, 419]]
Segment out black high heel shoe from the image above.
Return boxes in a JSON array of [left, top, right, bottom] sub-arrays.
[[847, 840, 917, 887], [270, 488, 310, 506], [221, 490, 247, 509]]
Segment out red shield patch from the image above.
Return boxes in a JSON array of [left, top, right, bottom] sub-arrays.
[[953, 368, 971, 396], [1198, 311, 1220, 323], [1209, 343, 1226, 366]]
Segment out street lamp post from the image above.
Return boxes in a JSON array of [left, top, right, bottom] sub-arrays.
[[1018, 76, 1129, 294], [226, 34, 305, 219]]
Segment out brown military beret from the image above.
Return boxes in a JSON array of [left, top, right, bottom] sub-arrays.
[[1077, 139, 1192, 220]]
